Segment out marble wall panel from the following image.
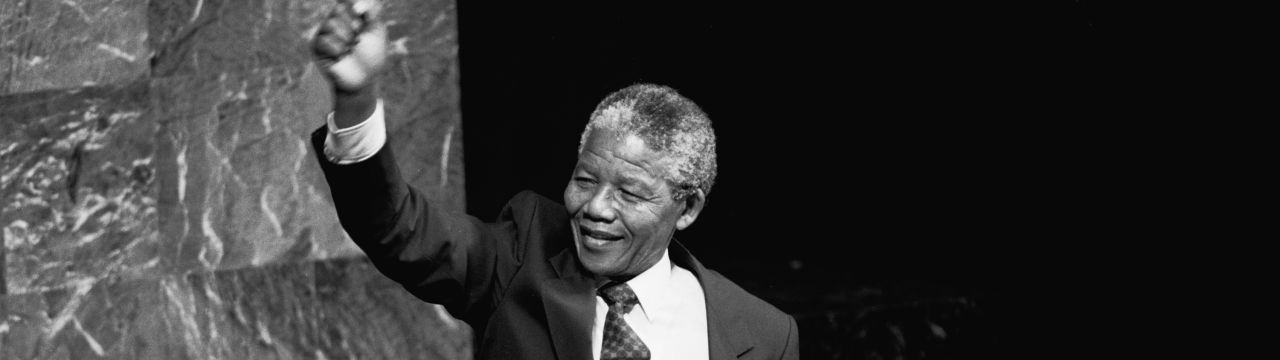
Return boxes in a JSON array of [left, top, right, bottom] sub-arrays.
[[150, 0, 465, 274], [283, 0, 465, 211], [1, 82, 157, 295], [312, 0, 469, 231], [149, 0, 308, 78], [314, 257, 472, 360], [378, 0, 465, 213], [3, 0, 468, 357], [2, 277, 185, 359], [152, 65, 361, 274], [0, 262, 318, 360], [149, 0, 461, 79], [0, 0, 149, 95]]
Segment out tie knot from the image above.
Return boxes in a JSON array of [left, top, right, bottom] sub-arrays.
[[598, 282, 640, 312]]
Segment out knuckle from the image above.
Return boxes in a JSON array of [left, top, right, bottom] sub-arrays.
[[314, 35, 333, 47], [317, 40, 344, 55]]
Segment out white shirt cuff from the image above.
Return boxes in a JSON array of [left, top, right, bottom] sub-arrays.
[[323, 99, 386, 164]]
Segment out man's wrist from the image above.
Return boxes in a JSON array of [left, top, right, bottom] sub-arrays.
[[333, 85, 378, 129], [324, 98, 386, 164]]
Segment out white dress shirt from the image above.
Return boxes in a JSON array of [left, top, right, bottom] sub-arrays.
[[323, 99, 386, 164], [591, 250, 708, 360], [323, 103, 711, 360]]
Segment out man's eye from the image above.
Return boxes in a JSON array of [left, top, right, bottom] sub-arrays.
[[574, 177, 596, 185], [619, 190, 642, 202]]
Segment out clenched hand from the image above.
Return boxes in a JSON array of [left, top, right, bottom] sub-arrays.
[[312, 0, 387, 128], [313, 0, 388, 93]]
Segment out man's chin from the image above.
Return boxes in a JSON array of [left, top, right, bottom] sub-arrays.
[[583, 264, 615, 278], [575, 250, 623, 277]]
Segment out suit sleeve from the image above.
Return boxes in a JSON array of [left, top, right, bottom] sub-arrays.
[[310, 126, 527, 324], [781, 316, 799, 360]]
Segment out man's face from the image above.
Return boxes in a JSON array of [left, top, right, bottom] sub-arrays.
[[564, 128, 693, 278]]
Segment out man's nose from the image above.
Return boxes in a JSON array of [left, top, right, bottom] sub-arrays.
[[583, 188, 617, 222]]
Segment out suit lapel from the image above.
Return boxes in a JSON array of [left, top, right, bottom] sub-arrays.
[[538, 241, 755, 359], [542, 248, 598, 360], [707, 315, 745, 360], [670, 241, 754, 359]]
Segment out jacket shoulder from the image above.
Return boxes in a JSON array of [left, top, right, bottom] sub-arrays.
[[702, 268, 792, 325], [699, 267, 797, 358], [507, 190, 567, 216], [496, 190, 573, 259], [501, 190, 569, 231]]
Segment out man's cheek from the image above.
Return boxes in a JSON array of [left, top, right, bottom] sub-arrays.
[[564, 190, 587, 210]]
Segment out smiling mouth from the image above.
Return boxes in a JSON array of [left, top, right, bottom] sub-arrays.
[[579, 226, 623, 241]]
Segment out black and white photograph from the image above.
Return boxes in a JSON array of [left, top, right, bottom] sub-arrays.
[[1, 0, 1114, 359]]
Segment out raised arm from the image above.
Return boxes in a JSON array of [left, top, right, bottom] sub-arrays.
[[313, 0, 385, 129], [309, 0, 522, 324]]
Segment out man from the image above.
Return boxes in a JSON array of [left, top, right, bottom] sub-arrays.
[[310, 1, 798, 359]]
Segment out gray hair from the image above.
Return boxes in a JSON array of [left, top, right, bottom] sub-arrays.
[[578, 84, 717, 200]]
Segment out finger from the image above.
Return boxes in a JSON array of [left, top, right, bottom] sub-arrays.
[[324, 1, 361, 34], [314, 57, 336, 72], [334, 0, 358, 24], [337, 0, 365, 32], [312, 35, 350, 59], [315, 1, 358, 41], [322, 16, 355, 44], [352, 0, 383, 28], [348, 19, 388, 61]]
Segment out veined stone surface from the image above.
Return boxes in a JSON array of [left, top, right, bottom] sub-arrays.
[[147, 0, 464, 274], [152, 65, 359, 273], [0, 258, 474, 360], [0, 0, 149, 95], [0, 82, 157, 295], [3, 0, 467, 358], [149, 0, 307, 78], [378, 0, 465, 213], [286, 0, 465, 211], [149, 62, 464, 274], [0, 262, 319, 360], [3, 0, 463, 289], [314, 257, 472, 360]]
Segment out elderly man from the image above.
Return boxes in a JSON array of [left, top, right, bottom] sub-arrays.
[[310, 1, 798, 359]]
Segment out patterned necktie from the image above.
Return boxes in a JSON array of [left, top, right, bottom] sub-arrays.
[[598, 282, 650, 360]]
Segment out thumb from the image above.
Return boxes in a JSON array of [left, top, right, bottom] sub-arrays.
[[351, 0, 384, 28]]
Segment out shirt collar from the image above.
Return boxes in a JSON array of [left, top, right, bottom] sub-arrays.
[[623, 249, 672, 322]]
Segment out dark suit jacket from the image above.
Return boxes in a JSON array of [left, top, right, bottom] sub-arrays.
[[312, 127, 799, 360]]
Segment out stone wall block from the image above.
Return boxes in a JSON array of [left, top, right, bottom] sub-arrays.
[[1, 82, 158, 295], [0, 0, 149, 95]]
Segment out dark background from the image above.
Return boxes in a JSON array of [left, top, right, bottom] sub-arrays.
[[458, 1, 1114, 358]]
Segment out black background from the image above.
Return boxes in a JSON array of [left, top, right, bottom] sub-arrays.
[[458, 1, 1115, 357]]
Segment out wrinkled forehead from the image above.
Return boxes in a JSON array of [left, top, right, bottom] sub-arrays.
[[579, 127, 680, 183]]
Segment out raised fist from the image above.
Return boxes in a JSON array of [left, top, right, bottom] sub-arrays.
[[312, 0, 388, 93]]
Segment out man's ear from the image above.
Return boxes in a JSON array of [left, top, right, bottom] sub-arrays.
[[675, 189, 706, 230]]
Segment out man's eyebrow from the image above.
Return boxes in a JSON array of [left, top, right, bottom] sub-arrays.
[[574, 159, 598, 172], [615, 174, 658, 193]]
